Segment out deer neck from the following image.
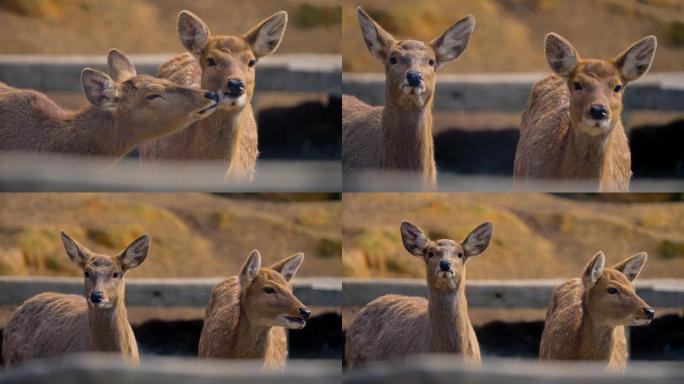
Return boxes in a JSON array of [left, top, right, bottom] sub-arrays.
[[381, 92, 436, 184], [427, 279, 471, 353], [235, 307, 275, 358], [188, 106, 248, 162], [87, 296, 135, 356], [579, 305, 620, 360], [560, 123, 617, 182]]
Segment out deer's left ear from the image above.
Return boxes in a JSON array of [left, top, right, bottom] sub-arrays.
[[270, 253, 304, 282], [244, 11, 288, 59], [119, 234, 150, 271], [462, 222, 493, 258], [613, 252, 647, 282], [614, 35, 657, 82], [430, 15, 475, 66]]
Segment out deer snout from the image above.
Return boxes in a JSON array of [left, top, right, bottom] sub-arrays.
[[299, 307, 311, 320], [589, 104, 608, 120], [643, 307, 655, 320], [225, 78, 245, 97], [89, 290, 104, 304], [406, 71, 423, 87], [439, 260, 451, 271]]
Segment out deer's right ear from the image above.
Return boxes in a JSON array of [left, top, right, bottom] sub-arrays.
[[107, 49, 137, 82], [357, 7, 395, 61], [545, 33, 579, 77], [400, 221, 429, 257], [240, 249, 262, 288], [582, 251, 605, 288], [177, 10, 210, 55], [81, 68, 119, 112], [463, 222, 493, 258], [60, 230, 90, 269], [430, 15, 475, 66]]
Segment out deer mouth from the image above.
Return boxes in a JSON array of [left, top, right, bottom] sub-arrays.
[[193, 101, 219, 118], [284, 316, 307, 329], [220, 93, 247, 108], [434, 270, 457, 290], [633, 317, 653, 327], [579, 118, 612, 136]]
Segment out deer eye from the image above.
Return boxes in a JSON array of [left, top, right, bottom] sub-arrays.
[[428, 59, 435, 66], [248, 59, 256, 68], [607, 287, 618, 294], [614, 84, 622, 93], [573, 81, 582, 91], [389, 57, 398, 65], [264, 287, 275, 294], [84, 271, 90, 278], [113, 272, 121, 279], [427, 251, 434, 258], [146, 94, 162, 100], [457, 252, 464, 258], [207, 58, 217, 67]]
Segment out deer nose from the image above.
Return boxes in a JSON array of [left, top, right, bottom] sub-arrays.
[[299, 308, 311, 320], [589, 104, 608, 120], [204, 92, 219, 103], [89, 291, 103, 304], [643, 307, 655, 320], [226, 79, 245, 96], [439, 260, 451, 271], [406, 71, 422, 87]]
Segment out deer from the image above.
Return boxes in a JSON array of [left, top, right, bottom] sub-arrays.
[[342, 7, 475, 188], [0, 49, 219, 161], [2, 231, 150, 366], [198, 249, 310, 369], [139, 10, 288, 182], [345, 221, 493, 367], [539, 251, 655, 370], [513, 33, 657, 192]]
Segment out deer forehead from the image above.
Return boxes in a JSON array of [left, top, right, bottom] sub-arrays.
[[125, 76, 169, 92], [203, 37, 254, 60], [428, 240, 459, 254], [85, 255, 119, 271], [570, 60, 621, 84], [254, 269, 291, 289], [596, 269, 634, 290], [390, 40, 435, 59]]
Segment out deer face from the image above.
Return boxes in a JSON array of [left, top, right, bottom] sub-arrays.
[[82, 49, 218, 140], [545, 33, 656, 137], [60, 231, 149, 310], [176, 10, 287, 112], [239, 250, 310, 330], [356, 7, 474, 110], [582, 252, 654, 327], [401, 221, 493, 291]]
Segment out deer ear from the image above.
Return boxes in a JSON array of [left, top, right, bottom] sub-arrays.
[[240, 249, 262, 287], [243, 11, 288, 59], [582, 251, 605, 288], [118, 234, 150, 271], [270, 252, 304, 282], [400, 221, 429, 257], [463, 222, 493, 258], [60, 230, 91, 269], [613, 252, 647, 282], [614, 35, 656, 82], [107, 49, 137, 82], [357, 7, 395, 61], [81, 68, 119, 111], [545, 33, 579, 77], [430, 15, 475, 66], [178, 10, 210, 55]]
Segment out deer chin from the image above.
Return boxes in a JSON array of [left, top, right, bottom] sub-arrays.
[[88, 300, 113, 310], [398, 83, 427, 108], [631, 317, 653, 327], [578, 118, 613, 137], [433, 270, 458, 290], [191, 100, 219, 120], [219, 93, 247, 110], [282, 315, 307, 330]]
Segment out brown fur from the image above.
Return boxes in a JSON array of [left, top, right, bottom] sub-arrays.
[[342, 8, 475, 188], [0, 50, 216, 161], [540, 252, 653, 370], [514, 34, 657, 191], [345, 221, 493, 367], [198, 250, 308, 369], [140, 11, 288, 182], [2, 231, 150, 366]]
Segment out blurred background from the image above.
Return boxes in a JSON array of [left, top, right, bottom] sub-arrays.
[[342, 0, 684, 189], [342, 192, 684, 360], [0, 192, 341, 361]]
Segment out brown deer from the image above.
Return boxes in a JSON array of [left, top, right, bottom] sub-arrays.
[[514, 33, 657, 192], [345, 221, 493, 367], [342, 7, 475, 188], [0, 49, 218, 160], [2, 231, 150, 366], [539, 251, 654, 370], [198, 249, 310, 368], [139, 10, 288, 182]]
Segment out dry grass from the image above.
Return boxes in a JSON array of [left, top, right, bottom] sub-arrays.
[[0, 193, 341, 278], [342, 193, 684, 280]]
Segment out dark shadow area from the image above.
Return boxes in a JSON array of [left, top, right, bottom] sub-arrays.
[[288, 312, 342, 359], [258, 96, 341, 160], [476, 320, 544, 357], [631, 120, 684, 178]]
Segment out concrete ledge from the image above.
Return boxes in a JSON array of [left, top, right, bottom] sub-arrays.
[[343, 72, 684, 111], [344, 355, 684, 383], [342, 278, 684, 308], [0, 54, 341, 94], [0, 277, 341, 307], [0, 353, 341, 384]]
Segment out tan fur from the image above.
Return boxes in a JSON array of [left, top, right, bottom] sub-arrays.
[[342, 8, 475, 188], [514, 34, 657, 191], [345, 221, 493, 367], [2, 232, 150, 366], [198, 250, 308, 369], [540, 252, 653, 370], [140, 11, 288, 182], [0, 50, 216, 161]]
